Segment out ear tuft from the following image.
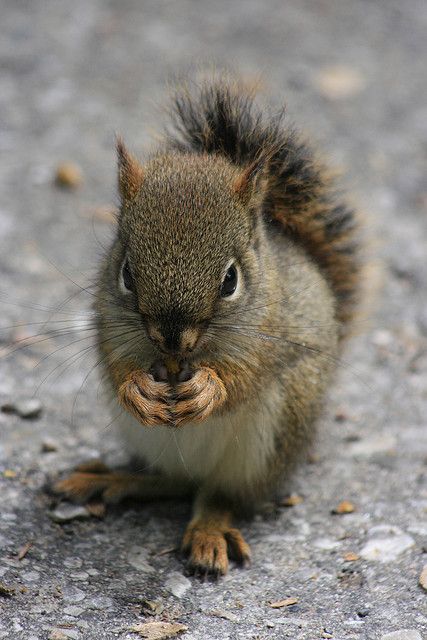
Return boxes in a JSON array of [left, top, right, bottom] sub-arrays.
[[232, 155, 268, 205], [116, 136, 145, 202]]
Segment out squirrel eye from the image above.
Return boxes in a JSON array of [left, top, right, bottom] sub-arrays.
[[220, 263, 238, 298], [119, 258, 135, 293]]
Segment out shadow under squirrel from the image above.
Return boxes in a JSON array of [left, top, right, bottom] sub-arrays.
[[54, 77, 361, 576]]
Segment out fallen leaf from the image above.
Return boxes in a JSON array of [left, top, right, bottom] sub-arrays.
[[269, 597, 298, 608], [343, 552, 360, 562], [419, 565, 427, 591], [129, 622, 187, 639], [332, 500, 355, 515], [3, 469, 17, 478], [281, 494, 303, 507], [17, 541, 33, 561]]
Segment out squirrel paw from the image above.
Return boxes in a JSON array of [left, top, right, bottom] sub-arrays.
[[53, 467, 141, 504], [173, 367, 226, 427], [182, 521, 251, 577], [118, 370, 172, 426]]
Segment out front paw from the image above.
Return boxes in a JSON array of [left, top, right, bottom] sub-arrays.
[[172, 367, 227, 426], [118, 370, 172, 426], [182, 521, 251, 577]]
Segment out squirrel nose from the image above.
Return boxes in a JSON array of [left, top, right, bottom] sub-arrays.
[[145, 321, 204, 355]]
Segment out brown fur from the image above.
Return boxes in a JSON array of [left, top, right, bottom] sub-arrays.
[[55, 76, 361, 577]]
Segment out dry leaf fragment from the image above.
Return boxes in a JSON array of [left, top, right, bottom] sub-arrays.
[[154, 546, 178, 557], [281, 494, 303, 507], [142, 600, 164, 616], [419, 565, 427, 591], [343, 552, 360, 562], [3, 469, 17, 478], [0, 583, 16, 597], [269, 597, 298, 609], [17, 541, 33, 561], [129, 622, 188, 639], [209, 609, 239, 622], [332, 500, 355, 515], [86, 502, 106, 518], [55, 162, 83, 188]]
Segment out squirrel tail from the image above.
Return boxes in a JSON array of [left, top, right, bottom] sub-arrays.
[[165, 76, 361, 335]]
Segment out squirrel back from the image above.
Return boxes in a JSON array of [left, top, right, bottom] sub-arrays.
[[165, 78, 360, 333]]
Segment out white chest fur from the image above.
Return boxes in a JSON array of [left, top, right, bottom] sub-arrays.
[[116, 383, 283, 496]]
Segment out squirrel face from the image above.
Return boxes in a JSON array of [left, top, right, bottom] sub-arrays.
[[112, 145, 270, 362]]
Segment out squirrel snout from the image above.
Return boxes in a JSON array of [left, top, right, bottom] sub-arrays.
[[145, 320, 205, 356]]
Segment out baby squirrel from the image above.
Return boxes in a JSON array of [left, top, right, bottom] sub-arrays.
[[55, 77, 360, 576]]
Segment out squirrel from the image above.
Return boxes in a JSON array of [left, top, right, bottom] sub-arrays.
[[54, 77, 361, 576]]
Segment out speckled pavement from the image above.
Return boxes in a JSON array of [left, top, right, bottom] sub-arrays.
[[0, 2, 426, 638]]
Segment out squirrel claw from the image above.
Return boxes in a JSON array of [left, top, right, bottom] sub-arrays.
[[182, 521, 250, 577], [118, 370, 172, 426], [173, 367, 226, 427]]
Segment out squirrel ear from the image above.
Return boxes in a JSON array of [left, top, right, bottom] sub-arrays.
[[232, 155, 269, 206], [116, 137, 145, 202]]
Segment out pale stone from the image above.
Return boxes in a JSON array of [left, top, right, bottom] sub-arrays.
[[165, 571, 191, 598], [360, 525, 415, 562]]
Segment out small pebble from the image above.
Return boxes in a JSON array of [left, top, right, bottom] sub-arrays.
[[48, 504, 90, 523], [41, 439, 58, 453], [55, 162, 82, 189], [165, 572, 191, 598], [62, 586, 86, 604], [1, 397, 43, 419]]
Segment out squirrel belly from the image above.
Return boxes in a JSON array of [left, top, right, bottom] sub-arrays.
[[116, 381, 284, 500]]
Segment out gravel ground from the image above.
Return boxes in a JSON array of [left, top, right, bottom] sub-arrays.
[[1, 1, 426, 639]]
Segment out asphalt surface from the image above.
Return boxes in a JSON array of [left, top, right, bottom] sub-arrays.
[[0, 1, 426, 639]]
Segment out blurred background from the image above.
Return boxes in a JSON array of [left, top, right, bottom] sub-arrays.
[[0, 2, 426, 639]]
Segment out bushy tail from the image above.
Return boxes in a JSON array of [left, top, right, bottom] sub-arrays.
[[166, 78, 360, 332]]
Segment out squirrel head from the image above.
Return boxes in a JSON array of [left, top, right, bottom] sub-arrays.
[[110, 140, 271, 360]]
